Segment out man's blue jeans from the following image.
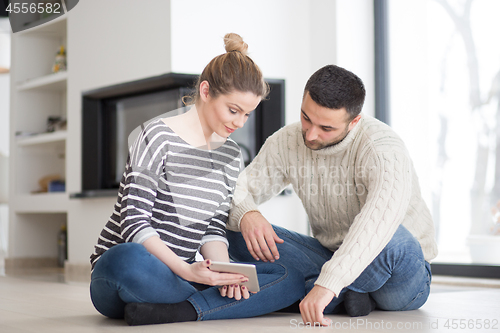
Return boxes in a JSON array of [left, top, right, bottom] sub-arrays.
[[227, 224, 431, 313], [90, 243, 305, 320]]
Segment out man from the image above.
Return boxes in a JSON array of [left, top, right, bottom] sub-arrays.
[[227, 65, 438, 326]]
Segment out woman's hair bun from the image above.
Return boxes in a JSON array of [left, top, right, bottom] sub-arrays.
[[224, 33, 248, 56]]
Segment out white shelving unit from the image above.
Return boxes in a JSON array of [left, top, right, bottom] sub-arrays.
[[16, 130, 67, 146], [17, 71, 68, 91], [8, 15, 69, 267]]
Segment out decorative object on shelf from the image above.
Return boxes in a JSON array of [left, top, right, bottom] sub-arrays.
[[32, 174, 63, 193], [47, 116, 67, 132], [57, 224, 67, 267], [52, 45, 66, 73], [48, 180, 66, 192]]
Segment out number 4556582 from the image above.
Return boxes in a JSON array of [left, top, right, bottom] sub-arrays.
[[5, 2, 62, 14]]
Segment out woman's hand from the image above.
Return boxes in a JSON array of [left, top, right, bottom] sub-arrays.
[[219, 284, 251, 300], [183, 259, 248, 287], [142, 237, 247, 286], [199, 241, 252, 299], [187, 260, 253, 299]]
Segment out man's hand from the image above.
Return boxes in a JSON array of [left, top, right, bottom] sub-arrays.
[[299, 285, 335, 326], [239, 211, 284, 262]]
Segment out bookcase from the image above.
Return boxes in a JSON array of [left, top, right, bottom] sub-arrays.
[[8, 15, 68, 267]]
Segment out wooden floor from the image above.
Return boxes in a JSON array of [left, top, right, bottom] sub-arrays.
[[0, 270, 499, 333]]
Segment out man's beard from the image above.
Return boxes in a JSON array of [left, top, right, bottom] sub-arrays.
[[302, 125, 350, 150]]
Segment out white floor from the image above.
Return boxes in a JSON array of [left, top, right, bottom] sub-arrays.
[[0, 271, 499, 333]]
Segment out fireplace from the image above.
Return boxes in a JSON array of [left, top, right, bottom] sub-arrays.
[[71, 73, 285, 198]]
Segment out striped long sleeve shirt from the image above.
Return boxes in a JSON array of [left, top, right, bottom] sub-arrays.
[[90, 119, 242, 270]]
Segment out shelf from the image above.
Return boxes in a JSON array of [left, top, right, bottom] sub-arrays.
[[70, 189, 119, 199], [17, 71, 67, 91], [16, 130, 67, 146], [11, 192, 69, 213]]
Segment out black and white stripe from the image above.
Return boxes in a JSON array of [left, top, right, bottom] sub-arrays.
[[90, 119, 242, 269]]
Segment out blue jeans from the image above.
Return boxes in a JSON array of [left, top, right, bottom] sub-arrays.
[[227, 224, 431, 313], [90, 243, 305, 320]]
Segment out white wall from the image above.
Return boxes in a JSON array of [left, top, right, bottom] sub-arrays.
[[309, 0, 338, 72], [336, 0, 375, 117]]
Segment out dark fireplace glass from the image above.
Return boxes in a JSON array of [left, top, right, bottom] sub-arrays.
[[102, 89, 188, 188], [228, 108, 257, 166]]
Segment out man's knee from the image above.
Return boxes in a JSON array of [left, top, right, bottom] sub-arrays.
[[382, 225, 423, 259], [373, 280, 430, 311]]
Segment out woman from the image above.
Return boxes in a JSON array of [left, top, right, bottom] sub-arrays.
[[89, 33, 304, 325]]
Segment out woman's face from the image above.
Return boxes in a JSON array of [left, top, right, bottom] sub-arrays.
[[203, 87, 262, 138]]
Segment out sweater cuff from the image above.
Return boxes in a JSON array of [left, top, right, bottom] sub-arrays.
[[314, 269, 345, 297], [228, 201, 259, 231], [132, 227, 160, 244], [200, 235, 229, 248]]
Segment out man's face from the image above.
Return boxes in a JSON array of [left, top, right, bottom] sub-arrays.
[[300, 92, 361, 150]]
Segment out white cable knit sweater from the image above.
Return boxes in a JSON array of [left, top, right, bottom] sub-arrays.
[[228, 114, 438, 296]]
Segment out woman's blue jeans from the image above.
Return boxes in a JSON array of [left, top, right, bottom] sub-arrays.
[[90, 243, 305, 320], [227, 224, 432, 313]]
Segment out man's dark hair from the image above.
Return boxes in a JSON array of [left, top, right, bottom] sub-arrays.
[[304, 65, 366, 120]]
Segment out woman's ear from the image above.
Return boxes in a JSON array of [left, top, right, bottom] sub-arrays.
[[199, 80, 210, 102]]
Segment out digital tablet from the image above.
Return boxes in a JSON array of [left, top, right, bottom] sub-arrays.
[[209, 261, 260, 292]]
